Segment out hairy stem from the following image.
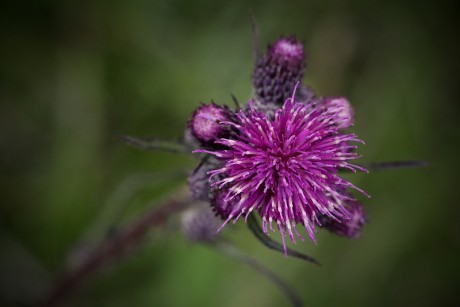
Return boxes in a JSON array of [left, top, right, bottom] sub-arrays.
[[43, 189, 194, 307]]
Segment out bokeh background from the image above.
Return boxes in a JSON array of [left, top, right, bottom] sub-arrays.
[[1, 0, 459, 306]]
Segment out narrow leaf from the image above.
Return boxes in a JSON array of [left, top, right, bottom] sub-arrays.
[[247, 213, 321, 266], [217, 242, 303, 307]]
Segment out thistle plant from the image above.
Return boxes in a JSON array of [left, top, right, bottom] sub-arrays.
[[187, 29, 370, 258], [194, 93, 368, 251], [44, 23, 426, 307]]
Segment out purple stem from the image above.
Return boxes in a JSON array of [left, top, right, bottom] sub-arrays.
[[42, 190, 193, 307]]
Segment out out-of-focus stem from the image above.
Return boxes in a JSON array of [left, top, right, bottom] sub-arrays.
[[43, 188, 194, 307], [216, 242, 303, 307], [116, 135, 188, 153], [250, 13, 261, 65], [363, 160, 429, 170]]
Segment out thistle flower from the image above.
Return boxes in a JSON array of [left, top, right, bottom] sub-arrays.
[[318, 198, 367, 238], [253, 36, 306, 105], [189, 103, 232, 146], [320, 97, 355, 129], [195, 87, 368, 251]]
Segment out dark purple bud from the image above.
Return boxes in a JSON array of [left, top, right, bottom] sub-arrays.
[[321, 97, 355, 129], [210, 186, 240, 220], [253, 36, 306, 105], [319, 200, 367, 239], [189, 103, 232, 146], [182, 205, 220, 243]]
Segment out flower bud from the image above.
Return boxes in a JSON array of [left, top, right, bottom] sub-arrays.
[[321, 97, 354, 129], [319, 199, 367, 239], [253, 36, 306, 105], [189, 103, 232, 146]]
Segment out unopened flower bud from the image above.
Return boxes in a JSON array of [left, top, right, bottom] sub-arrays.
[[319, 200, 367, 239], [189, 103, 232, 146], [253, 36, 306, 105], [321, 97, 354, 129]]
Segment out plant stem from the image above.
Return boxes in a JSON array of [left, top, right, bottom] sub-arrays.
[[43, 189, 194, 307], [363, 160, 428, 170], [116, 135, 188, 153], [216, 241, 303, 307]]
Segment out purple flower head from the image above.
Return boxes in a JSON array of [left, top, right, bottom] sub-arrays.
[[318, 198, 367, 238], [189, 103, 232, 146], [195, 86, 368, 251], [253, 36, 306, 105], [320, 97, 355, 129]]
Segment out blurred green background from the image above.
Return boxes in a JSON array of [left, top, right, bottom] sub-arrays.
[[1, 0, 459, 306]]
